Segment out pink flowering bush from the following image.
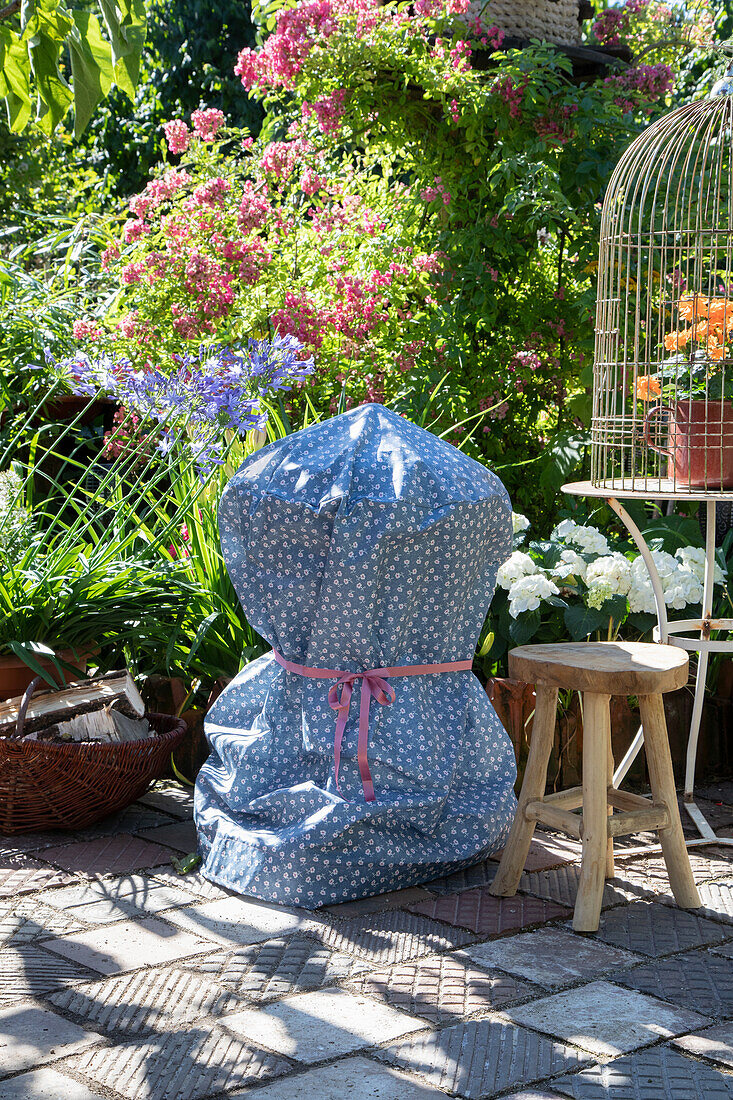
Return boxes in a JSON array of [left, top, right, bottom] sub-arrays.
[[72, 0, 683, 517]]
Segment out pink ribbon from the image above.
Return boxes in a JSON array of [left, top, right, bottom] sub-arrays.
[[272, 650, 473, 802]]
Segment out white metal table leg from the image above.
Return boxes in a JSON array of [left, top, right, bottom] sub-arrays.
[[605, 497, 668, 787]]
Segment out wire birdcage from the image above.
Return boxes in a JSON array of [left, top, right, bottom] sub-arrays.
[[592, 67, 733, 494]]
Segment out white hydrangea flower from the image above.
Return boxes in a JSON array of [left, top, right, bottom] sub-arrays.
[[628, 578, 657, 614], [552, 548, 588, 583], [497, 551, 538, 590], [512, 512, 530, 536], [553, 519, 610, 556], [585, 553, 632, 596], [508, 573, 560, 617], [586, 579, 615, 610], [675, 546, 724, 585]]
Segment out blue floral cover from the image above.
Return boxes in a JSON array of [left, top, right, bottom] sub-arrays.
[[194, 404, 517, 906]]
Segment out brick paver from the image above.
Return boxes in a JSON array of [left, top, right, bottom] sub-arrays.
[[378, 1017, 591, 1098], [347, 950, 538, 1024], [0, 855, 74, 897], [551, 1044, 733, 1099], [0, 1068, 107, 1099], [314, 908, 476, 963], [38, 836, 174, 876], [613, 949, 733, 1017], [409, 886, 571, 936], [135, 821, 199, 852], [48, 962, 244, 1035], [577, 899, 731, 956], [199, 935, 367, 1000], [68, 1027, 291, 1099], [0, 944, 94, 1005], [520, 865, 641, 909], [673, 1021, 733, 1069]]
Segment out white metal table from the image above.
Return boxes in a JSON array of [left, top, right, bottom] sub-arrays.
[[564, 479, 733, 850]]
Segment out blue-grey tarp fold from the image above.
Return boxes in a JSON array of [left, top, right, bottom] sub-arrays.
[[194, 403, 517, 906]]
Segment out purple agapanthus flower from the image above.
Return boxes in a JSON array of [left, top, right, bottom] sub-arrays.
[[46, 334, 314, 443]]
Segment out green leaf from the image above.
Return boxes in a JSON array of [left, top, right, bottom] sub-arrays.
[[539, 429, 590, 492], [68, 10, 113, 136], [563, 604, 609, 641], [97, 0, 146, 99], [509, 609, 541, 645]]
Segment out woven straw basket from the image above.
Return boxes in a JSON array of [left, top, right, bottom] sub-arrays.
[[470, 0, 581, 46], [0, 712, 186, 834]]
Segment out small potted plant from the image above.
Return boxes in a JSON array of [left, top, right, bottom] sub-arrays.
[[639, 294, 733, 487]]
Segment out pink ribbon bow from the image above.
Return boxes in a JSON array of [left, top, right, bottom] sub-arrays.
[[272, 650, 473, 802]]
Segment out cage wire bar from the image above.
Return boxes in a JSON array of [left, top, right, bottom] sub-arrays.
[[592, 90, 733, 493], [565, 63, 733, 852]]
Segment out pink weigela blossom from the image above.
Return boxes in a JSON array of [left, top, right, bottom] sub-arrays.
[[162, 119, 190, 155], [191, 108, 226, 142]]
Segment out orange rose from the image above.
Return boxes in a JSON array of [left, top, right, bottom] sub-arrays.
[[636, 376, 662, 401], [678, 295, 708, 321], [692, 321, 710, 341], [708, 344, 726, 361], [707, 299, 731, 325], [664, 329, 691, 351]]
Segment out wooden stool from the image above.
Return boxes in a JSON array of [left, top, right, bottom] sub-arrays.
[[489, 642, 701, 932]]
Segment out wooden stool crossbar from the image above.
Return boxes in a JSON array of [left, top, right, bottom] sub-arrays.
[[490, 642, 701, 932]]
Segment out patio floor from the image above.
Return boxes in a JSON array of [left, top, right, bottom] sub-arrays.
[[2, 780, 733, 1099]]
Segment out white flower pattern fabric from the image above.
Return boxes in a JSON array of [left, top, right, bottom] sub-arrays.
[[194, 404, 517, 907]]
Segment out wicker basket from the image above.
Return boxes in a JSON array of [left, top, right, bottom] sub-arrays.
[[0, 712, 187, 834], [468, 0, 581, 46]]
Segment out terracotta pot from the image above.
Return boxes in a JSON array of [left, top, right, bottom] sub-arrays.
[[0, 649, 92, 701], [644, 399, 733, 488]]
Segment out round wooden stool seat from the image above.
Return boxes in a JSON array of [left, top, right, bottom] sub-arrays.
[[509, 641, 689, 697]]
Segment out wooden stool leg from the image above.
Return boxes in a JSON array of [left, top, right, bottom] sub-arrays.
[[606, 733, 615, 880], [490, 684, 559, 898], [574, 692, 610, 932], [639, 694, 701, 910]]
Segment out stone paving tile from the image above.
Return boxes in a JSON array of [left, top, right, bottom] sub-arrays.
[[0, 945, 94, 1006], [409, 887, 571, 937], [577, 900, 731, 956], [135, 821, 199, 852], [520, 866, 644, 910], [346, 950, 539, 1024], [164, 895, 315, 947], [461, 927, 644, 990], [222, 987, 426, 1063], [67, 1027, 291, 1099], [38, 836, 174, 877], [238, 1054, 449, 1099], [0, 855, 74, 897], [551, 1045, 733, 1099], [0, 898, 87, 943], [0, 1068, 108, 1099], [505, 980, 709, 1058], [48, 962, 245, 1035], [198, 935, 368, 1001], [502, 1093, 565, 1100], [377, 1017, 591, 1099], [0, 831, 69, 854], [0, 1002, 102, 1076], [313, 908, 475, 964], [41, 916, 216, 975], [422, 859, 499, 896], [137, 783, 195, 819], [714, 940, 733, 959], [655, 879, 733, 926], [324, 887, 433, 917], [71, 807, 171, 839], [43, 875, 198, 924], [673, 1021, 733, 1068], [613, 949, 733, 1018], [148, 867, 234, 900], [492, 832, 581, 871], [615, 851, 733, 885]]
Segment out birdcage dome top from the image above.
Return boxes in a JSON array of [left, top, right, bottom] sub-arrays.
[[591, 84, 733, 496]]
